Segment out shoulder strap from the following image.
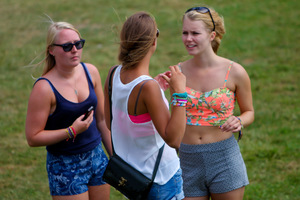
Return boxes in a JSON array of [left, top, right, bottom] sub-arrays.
[[223, 61, 233, 87], [134, 80, 151, 116], [151, 144, 165, 182], [108, 65, 118, 155]]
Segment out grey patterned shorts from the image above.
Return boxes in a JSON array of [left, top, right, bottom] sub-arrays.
[[179, 135, 249, 197]]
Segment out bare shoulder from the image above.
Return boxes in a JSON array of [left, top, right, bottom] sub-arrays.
[[83, 62, 99, 74], [30, 78, 54, 103], [32, 78, 53, 95], [228, 61, 251, 89], [143, 79, 161, 92], [230, 61, 250, 80]]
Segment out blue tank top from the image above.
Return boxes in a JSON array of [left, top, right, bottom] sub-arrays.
[[35, 62, 101, 155]]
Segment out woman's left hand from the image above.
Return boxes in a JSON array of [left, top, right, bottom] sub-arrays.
[[219, 116, 242, 133], [154, 71, 171, 91]]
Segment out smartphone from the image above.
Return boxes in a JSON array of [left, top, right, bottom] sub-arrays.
[[82, 106, 94, 121]]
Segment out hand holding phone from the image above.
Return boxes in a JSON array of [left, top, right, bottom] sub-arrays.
[[82, 106, 94, 121]]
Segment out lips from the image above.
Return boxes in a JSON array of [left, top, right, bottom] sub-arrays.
[[186, 44, 197, 49]]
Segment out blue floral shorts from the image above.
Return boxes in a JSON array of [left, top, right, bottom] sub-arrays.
[[147, 168, 185, 200], [46, 143, 109, 196]]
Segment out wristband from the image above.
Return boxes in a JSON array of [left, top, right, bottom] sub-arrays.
[[236, 117, 244, 129]]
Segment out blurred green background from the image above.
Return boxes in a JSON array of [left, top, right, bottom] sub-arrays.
[[0, 0, 299, 199]]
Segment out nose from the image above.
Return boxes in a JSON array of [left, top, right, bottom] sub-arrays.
[[71, 44, 78, 52], [186, 33, 193, 41]]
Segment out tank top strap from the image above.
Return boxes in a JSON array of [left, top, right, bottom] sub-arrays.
[[177, 62, 182, 72], [223, 61, 233, 87], [34, 77, 56, 92], [81, 62, 94, 89], [134, 79, 151, 115]]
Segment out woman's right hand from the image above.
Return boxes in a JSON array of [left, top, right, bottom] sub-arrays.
[[71, 110, 94, 135]]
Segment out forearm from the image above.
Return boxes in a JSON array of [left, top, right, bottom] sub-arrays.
[[97, 120, 113, 156], [238, 110, 254, 128], [26, 129, 69, 147], [165, 106, 186, 148]]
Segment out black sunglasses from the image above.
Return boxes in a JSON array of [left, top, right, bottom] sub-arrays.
[[53, 39, 85, 52], [156, 29, 160, 37], [185, 7, 215, 31]]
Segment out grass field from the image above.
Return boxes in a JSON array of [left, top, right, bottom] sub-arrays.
[[0, 0, 299, 199]]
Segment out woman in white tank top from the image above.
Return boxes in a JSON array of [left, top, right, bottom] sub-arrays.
[[104, 11, 187, 200]]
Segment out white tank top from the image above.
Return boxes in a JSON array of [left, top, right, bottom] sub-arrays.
[[111, 65, 180, 184]]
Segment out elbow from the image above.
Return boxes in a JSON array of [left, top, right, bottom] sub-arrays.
[[26, 139, 37, 147], [26, 136, 40, 147], [165, 139, 181, 149], [169, 143, 180, 149]]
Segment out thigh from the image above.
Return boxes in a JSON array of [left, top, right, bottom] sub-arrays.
[[179, 144, 208, 197], [88, 144, 109, 186], [207, 142, 249, 194], [211, 187, 245, 200], [88, 184, 110, 200], [184, 196, 209, 200], [52, 192, 89, 200], [47, 152, 90, 196]]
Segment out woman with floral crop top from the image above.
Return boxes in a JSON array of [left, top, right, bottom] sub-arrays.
[[156, 6, 254, 200]]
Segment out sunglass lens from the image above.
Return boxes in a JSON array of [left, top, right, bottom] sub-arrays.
[[63, 44, 73, 52], [185, 7, 208, 14], [75, 40, 84, 50], [198, 7, 209, 13]]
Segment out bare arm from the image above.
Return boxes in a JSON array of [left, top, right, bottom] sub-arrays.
[[145, 65, 186, 149], [87, 64, 112, 156], [220, 63, 254, 132], [25, 80, 92, 147]]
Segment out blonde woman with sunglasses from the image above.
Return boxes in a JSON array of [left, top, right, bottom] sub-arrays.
[[25, 20, 112, 200]]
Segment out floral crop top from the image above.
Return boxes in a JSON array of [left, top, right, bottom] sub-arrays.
[[181, 62, 236, 126]]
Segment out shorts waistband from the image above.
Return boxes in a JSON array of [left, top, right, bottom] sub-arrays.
[[179, 135, 237, 153]]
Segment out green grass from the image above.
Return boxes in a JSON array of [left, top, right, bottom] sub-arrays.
[[0, 0, 299, 199]]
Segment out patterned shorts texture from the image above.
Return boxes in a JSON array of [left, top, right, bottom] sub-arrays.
[[179, 135, 249, 197], [46, 143, 109, 196]]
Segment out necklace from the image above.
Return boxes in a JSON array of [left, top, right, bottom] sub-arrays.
[[74, 78, 78, 96]]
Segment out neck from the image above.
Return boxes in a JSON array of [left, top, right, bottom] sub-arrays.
[[54, 64, 77, 79], [192, 50, 219, 68]]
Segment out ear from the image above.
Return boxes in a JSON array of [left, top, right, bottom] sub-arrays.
[[210, 31, 216, 41], [153, 38, 157, 46], [48, 46, 54, 56]]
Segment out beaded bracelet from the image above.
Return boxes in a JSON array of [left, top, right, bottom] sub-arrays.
[[172, 92, 188, 98], [236, 117, 244, 129], [65, 126, 77, 142], [171, 92, 188, 107], [236, 117, 243, 142], [70, 126, 77, 142]]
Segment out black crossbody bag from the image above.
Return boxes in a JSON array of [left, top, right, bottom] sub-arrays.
[[103, 66, 165, 200]]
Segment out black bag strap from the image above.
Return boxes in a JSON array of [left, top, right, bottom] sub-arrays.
[[108, 65, 164, 181]]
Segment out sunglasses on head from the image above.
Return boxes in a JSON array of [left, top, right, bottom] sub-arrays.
[[53, 39, 85, 52], [185, 7, 215, 31], [156, 29, 160, 37]]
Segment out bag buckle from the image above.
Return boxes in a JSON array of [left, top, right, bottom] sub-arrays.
[[118, 177, 127, 187]]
